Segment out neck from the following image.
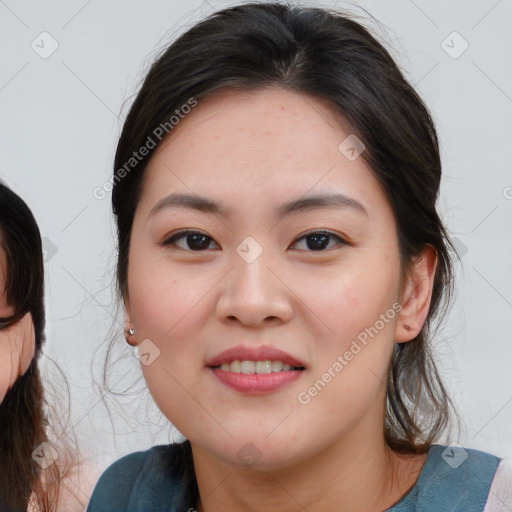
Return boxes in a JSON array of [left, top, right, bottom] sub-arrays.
[[191, 421, 427, 512]]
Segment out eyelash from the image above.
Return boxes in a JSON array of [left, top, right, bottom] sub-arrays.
[[162, 229, 349, 252]]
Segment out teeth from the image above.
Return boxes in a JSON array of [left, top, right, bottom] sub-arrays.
[[272, 360, 283, 372], [241, 360, 255, 374], [255, 361, 273, 373], [218, 360, 299, 373]]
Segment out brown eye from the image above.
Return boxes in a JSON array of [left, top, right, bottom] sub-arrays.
[[163, 230, 219, 251], [291, 230, 348, 251], [162, 229, 348, 253]]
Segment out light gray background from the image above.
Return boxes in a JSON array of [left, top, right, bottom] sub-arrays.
[[1, 0, 511, 484]]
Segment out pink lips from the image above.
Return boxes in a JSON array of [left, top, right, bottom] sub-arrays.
[[210, 368, 304, 394], [206, 344, 306, 395]]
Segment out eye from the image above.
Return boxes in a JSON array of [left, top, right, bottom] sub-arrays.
[[163, 230, 219, 251], [163, 229, 348, 252], [291, 230, 348, 252]]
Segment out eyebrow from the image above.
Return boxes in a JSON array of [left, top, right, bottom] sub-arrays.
[[148, 191, 368, 219]]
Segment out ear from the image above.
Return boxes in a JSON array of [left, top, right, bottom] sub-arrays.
[[124, 294, 131, 322], [395, 245, 438, 343], [123, 295, 137, 346]]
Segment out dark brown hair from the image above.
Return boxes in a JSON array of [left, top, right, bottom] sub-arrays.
[[0, 182, 70, 511], [107, 1, 459, 505]]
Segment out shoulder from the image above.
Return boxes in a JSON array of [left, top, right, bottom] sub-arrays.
[[417, 444, 501, 511], [86, 443, 188, 512], [86, 448, 153, 511], [484, 458, 512, 512], [389, 444, 503, 511]]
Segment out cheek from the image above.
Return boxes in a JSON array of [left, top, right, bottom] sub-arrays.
[[290, 271, 398, 443], [128, 255, 212, 413], [128, 250, 208, 343], [300, 258, 400, 401], [301, 260, 399, 336]]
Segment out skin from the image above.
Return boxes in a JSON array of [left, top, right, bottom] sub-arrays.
[[124, 87, 438, 512], [0, 237, 36, 404]]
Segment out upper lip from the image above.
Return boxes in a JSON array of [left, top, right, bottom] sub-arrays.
[[206, 344, 306, 368]]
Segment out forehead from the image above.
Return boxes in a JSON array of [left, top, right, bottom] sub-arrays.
[[138, 87, 389, 218], [152, 86, 354, 167]]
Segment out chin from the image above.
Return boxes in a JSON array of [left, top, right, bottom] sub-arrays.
[[205, 433, 307, 472]]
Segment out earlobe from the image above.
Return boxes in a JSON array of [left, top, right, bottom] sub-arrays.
[[124, 308, 137, 346], [395, 245, 438, 343]]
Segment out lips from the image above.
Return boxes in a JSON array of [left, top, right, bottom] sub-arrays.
[[206, 344, 306, 369]]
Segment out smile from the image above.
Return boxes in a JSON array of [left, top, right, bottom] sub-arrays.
[[206, 344, 307, 394]]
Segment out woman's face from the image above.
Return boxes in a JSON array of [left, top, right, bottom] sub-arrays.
[[0, 241, 35, 403], [125, 87, 409, 469]]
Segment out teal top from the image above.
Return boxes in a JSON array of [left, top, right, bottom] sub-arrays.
[[87, 442, 500, 512]]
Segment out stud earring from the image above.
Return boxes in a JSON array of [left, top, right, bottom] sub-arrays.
[[125, 327, 136, 345], [403, 324, 411, 331]]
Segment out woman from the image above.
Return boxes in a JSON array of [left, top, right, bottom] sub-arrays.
[[0, 181, 61, 511], [87, 2, 511, 511], [0, 182, 91, 511]]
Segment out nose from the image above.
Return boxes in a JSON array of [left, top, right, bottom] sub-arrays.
[[215, 245, 294, 328]]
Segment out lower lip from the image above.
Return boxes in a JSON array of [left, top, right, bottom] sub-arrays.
[[209, 367, 304, 394]]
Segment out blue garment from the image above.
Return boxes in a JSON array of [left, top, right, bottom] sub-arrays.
[[386, 445, 500, 511], [87, 442, 500, 512]]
